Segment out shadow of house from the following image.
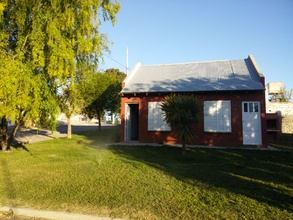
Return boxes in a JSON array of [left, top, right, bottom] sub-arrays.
[[75, 125, 292, 213], [106, 144, 292, 212]]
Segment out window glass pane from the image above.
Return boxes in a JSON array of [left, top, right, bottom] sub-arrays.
[[244, 103, 248, 112], [254, 102, 259, 112]]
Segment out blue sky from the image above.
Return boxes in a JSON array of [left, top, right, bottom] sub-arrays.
[[99, 0, 293, 92]]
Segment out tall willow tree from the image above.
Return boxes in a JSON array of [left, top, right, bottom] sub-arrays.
[[0, 0, 120, 150], [0, 55, 47, 150]]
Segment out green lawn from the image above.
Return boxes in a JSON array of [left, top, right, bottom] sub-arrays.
[[0, 126, 292, 220]]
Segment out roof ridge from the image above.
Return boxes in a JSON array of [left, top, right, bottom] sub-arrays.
[[141, 59, 242, 67]]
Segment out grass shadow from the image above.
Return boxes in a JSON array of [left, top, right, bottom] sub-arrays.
[[78, 126, 293, 213], [11, 142, 31, 153], [76, 125, 120, 148], [107, 144, 293, 212]]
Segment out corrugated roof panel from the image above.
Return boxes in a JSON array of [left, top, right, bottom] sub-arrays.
[[121, 56, 264, 93]]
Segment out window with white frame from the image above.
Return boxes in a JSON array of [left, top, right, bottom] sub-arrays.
[[204, 100, 231, 132], [148, 102, 171, 131]]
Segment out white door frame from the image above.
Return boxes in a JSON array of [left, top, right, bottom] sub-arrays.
[[124, 104, 131, 141]]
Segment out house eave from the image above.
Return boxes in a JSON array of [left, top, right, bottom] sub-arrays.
[[121, 88, 265, 97]]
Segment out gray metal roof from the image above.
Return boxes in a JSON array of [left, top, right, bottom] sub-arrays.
[[121, 55, 265, 94]]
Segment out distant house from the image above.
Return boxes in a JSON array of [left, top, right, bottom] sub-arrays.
[[120, 55, 267, 148]]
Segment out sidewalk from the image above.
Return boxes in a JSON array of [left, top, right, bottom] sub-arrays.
[[0, 207, 125, 220], [13, 120, 104, 144], [14, 129, 67, 144], [110, 142, 280, 151]]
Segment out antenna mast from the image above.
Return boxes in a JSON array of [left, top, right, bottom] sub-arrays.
[[126, 47, 128, 74]]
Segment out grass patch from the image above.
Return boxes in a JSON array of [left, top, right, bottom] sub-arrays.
[[0, 126, 292, 219]]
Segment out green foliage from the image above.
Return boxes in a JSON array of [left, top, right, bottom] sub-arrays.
[[104, 69, 126, 113], [161, 94, 202, 155], [79, 72, 110, 118], [0, 56, 50, 125], [1, 0, 121, 81], [79, 69, 125, 129], [37, 81, 60, 130], [0, 127, 292, 219], [0, 0, 121, 149], [58, 84, 83, 118], [269, 86, 293, 102]]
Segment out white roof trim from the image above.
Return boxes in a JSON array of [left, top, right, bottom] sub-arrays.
[[123, 62, 141, 86], [248, 54, 263, 77]]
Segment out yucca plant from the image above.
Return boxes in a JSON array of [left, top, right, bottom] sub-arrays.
[[161, 94, 202, 156]]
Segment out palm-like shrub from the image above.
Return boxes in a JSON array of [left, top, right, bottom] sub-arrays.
[[161, 94, 202, 156]]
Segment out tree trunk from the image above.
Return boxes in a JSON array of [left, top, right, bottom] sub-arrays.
[[0, 117, 9, 151], [67, 117, 72, 139], [97, 112, 102, 132], [7, 121, 20, 149], [1, 110, 27, 151]]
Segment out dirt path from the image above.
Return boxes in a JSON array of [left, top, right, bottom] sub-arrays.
[[0, 207, 124, 220]]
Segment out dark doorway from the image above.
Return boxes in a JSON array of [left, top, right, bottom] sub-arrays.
[[129, 104, 139, 140], [125, 104, 139, 141]]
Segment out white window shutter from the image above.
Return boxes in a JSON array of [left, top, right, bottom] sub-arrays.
[[204, 101, 217, 132], [222, 101, 231, 132], [204, 101, 231, 132], [148, 102, 156, 131], [148, 102, 171, 131]]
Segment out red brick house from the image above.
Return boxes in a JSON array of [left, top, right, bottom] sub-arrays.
[[120, 55, 267, 148]]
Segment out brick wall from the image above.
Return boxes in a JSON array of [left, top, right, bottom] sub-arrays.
[[121, 90, 267, 147], [266, 102, 293, 134]]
